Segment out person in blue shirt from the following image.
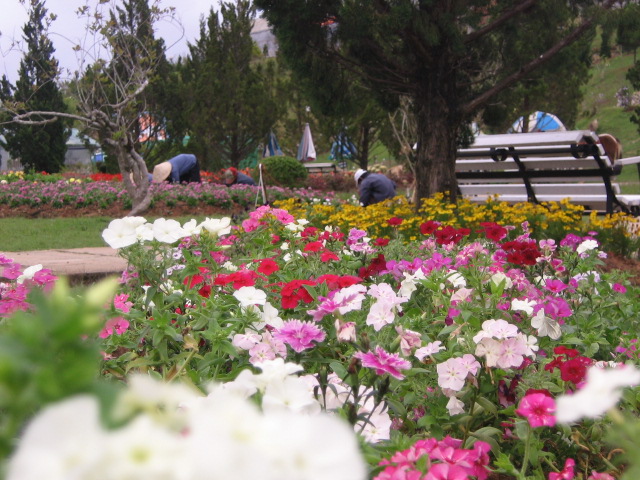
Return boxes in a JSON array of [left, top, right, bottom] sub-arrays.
[[152, 154, 201, 183], [354, 168, 396, 207], [224, 167, 256, 186]]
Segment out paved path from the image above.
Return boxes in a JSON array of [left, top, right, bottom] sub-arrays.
[[4, 247, 127, 282]]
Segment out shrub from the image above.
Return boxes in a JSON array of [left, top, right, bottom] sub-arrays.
[[261, 156, 308, 188]]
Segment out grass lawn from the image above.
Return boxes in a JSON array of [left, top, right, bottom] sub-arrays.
[[0, 216, 212, 252]]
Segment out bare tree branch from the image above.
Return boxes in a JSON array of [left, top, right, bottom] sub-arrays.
[[464, 0, 538, 44]]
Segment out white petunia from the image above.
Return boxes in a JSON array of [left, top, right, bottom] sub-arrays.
[[415, 341, 445, 360], [233, 286, 267, 307], [102, 218, 140, 249], [181, 219, 202, 236], [531, 310, 561, 340], [446, 396, 466, 416], [490, 272, 513, 290], [261, 376, 321, 415], [152, 218, 188, 243], [6, 396, 105, 480], [135, 222, 154, 242], [16, 264, 43, 284], [511, 298, 536, 316], [556, 365, 640, 423], [576, 239, 599, 255], [446, 271, 467, 288], [199, 217, 232, 237]]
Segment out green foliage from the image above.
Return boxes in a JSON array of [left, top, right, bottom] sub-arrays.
[[0, 277, 118, 458], [262, 155, 308, 187], [0, 0, 70, 173]]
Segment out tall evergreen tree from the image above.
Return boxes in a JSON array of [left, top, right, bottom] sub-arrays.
[[0, 0, 69, 173], [255, 0, 618, 208], [185, 0, 281, 170]]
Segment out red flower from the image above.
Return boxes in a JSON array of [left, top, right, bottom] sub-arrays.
[[559, 357, 592, 384], [554, 346, 580, 358], [301, 226, 319, 238], [358, 253, 387, 279], [316, 274, 361, 291], [320, 250, 339, 262], [257, 258, 280, 275], [434, 225, 471, 245], [420, 220, 440, 235], [374, 238, 390, 246], [280, 279, 316, 309], [478, 222, 508, 241], [501, 240, 542, 266], [303, 241, 324, 252], [387, 217, 403, 226]]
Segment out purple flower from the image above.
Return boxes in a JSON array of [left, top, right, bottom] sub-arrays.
[[273, 320, 326, 353], [354, 346, 412, 380]]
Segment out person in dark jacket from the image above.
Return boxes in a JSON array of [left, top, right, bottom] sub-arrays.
[[152, 154, 201, 183], [354, 169, 396, 207], [224, 167, 256, 186]]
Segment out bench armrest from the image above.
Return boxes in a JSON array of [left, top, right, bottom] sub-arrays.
[[616, 156, 640, 166]]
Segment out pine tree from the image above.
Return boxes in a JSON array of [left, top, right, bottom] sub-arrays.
[[185, 0, 281, 170], [0, 0, 69, 173]]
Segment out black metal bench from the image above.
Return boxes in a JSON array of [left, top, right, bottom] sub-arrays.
[[455, 130, 640, 215]]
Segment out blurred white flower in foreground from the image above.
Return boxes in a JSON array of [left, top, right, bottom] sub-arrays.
[[556, 364, 640, 423], [7, 374, 366, 480]]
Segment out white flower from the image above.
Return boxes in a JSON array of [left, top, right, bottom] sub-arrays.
[[258, 413, 366, 480], [181, 219, 202, 236], [6, 396, 105, 480], [447, 271, 467, 288], [576, 239, 599, 255], [280, 242, 290, 251], [135, 223, 154, 242], [490, 272, 513, 290], [415, 341, 445, 360], [223, 261, 238, 272], [260, 302, 284, 329], [233, 286, 267, 307], [152, 218, 188, 243], [102, 217, 143, 249], [556, 365, 640, 423], [95, 415, 189, 480], [261, 376, 321, 415], [16, 264, 43, 284], [511, 298, 536, 315], [446, 396, 465, 415], [199, 217, 232, 237], [531, 310, 561, 340], [357, 404, 392, 443]]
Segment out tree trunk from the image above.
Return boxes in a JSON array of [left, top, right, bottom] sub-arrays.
[[411, 77, 460, 212], [114, 141, 152, 216]]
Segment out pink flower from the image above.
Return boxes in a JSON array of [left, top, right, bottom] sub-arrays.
[[335, 320, 356, 342], [354, 346, 412, 380], [113, 293, 133, 313], [516, 392, 556, 428], [99, 317, 130, 338], [436, 357, 469, 391], [612, 283, 627, 293], [425, 463, 468, 480], [587, 472, 615, 480], [273, 320, 326, 353], [549, 458, 575, 480]]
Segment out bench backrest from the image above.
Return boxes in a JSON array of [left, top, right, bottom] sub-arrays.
[[455, 130, 620, 213]]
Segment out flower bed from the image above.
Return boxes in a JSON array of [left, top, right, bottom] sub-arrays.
[[2, 206, 640, 479]]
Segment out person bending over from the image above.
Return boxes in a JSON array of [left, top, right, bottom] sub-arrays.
[[224, 167, 256, 186], [354, 168, 396, 207], [152, 154, 201, 183]]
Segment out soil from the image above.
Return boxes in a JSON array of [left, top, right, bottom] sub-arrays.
[[1, 202, 639, 285]]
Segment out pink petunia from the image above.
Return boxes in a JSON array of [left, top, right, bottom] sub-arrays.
[[113, 293, 133, 313], [99, 317, 130, 339], [549, 458, 575, 480], [516, 393, 556, 428], [354, 346, 412, 380], [273, 320, 326, 353]]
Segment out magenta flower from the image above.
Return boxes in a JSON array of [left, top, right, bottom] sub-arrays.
[[354, 346, 412, 380], [516, 392, 556, 428], [612, 283, 627, 293], [273, 320, 326, 353], [549, 458, 575, 480]]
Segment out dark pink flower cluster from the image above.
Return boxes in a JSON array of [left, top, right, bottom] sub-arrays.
[[374, 436, 492, 480], [0, 255, 57, 317]]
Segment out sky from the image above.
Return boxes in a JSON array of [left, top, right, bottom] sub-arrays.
[[0, 0, 220, 83]]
